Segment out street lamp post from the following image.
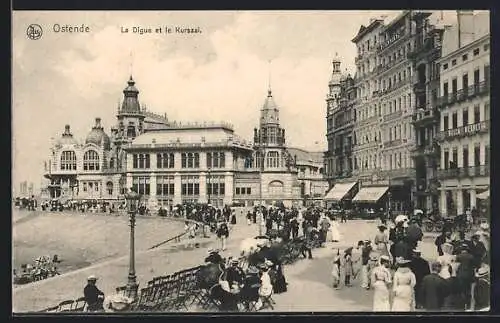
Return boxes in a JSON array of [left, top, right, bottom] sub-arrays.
[[124, 188, 141, 300], [207, 166, 212, 205]]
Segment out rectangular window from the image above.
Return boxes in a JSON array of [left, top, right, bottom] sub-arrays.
[[443, 115, 449, 130], [206, 153, 212, 168], [474, 105, 480, 123], [452, 59, 457, 66], [452, 78, 457, 94], [452, 148, 458, 168], [463, 146, 469, 168], [443, 82, 449, 96], [83, 182, 87, 192], [443, 63, 448, 70], [484, 44, 489, 52], [462, 54, 468, 61], [462, 74, 468, 90], [473, 48, 480, 56], [444, 150, 450, 170], [452, 112, 458, 129], [485, 145, 490, 165], [133, 155, 138, 168], [474, 145, 481, 166], [247, 187, 252, 195], [463, 109, 469, 126], [485, 102, 490, 119], [132, 176, 150, 195], [236, 187, 240, 195], [484, 65, 490, 84], [474, 69, 480, 85]]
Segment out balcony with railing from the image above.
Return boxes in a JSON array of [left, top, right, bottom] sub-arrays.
[[437, 81, 489, 108], [383, 138, 403, 148], [436, 120, 490, 141], [380, 168, 416, 180], [411, 107, 438, 126], [438, 165, 490, 180], [410, 142, 439, 158], [383, 110, 403, 123]]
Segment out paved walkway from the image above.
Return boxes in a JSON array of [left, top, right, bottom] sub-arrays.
[[13, 219, 439, 312]]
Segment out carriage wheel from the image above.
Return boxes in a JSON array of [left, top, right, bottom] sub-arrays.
[[434, 221, 444, 233]]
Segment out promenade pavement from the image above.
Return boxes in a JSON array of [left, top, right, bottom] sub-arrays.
[[13, 218, 439, 313]]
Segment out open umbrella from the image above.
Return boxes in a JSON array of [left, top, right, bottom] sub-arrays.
[[413, 209, 424, 216], [395, 214, 408, 223]]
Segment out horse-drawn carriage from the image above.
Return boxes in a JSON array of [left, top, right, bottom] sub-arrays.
[[422, 213, 471, 233]]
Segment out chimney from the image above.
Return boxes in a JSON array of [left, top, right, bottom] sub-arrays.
[[457, 10, 475, 48], [64, 125, 70, 132], [95, 117, 102, 128]]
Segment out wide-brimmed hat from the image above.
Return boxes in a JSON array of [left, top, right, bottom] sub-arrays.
[[412, 247, 422, 254], [380, 255, 391, 262], [208, 248, 220, 254], [378, 225, 387, 230], [480, 223, 489, 230], [87, 275, 98, 281], [257, 263, 268, 270], [476, 267, 489, 278], [231, 259, 239, 265], [264, 259, 274, 266], [396, 257, 411, 265], [247, 266, 260, 274]]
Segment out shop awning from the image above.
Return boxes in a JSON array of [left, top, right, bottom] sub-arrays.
[[476, 190, 490, 200], [352, 186, 389, 203], [324, 182, 357, 201]]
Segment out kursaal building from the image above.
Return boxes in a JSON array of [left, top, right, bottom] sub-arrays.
[[43, 76, 327, 208]]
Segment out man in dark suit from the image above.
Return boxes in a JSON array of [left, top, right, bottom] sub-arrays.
[[409, 248, 430, 309], [84, 275, 105, 312], [470, 233, 487, 268], [456, 244, 475, 309], [420, 262, 447, 311]]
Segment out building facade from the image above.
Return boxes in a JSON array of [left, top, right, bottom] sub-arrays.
[[324, 55, 356, 187], [43, 76, 172, 202], [436, 10, 490, 216], [43, 77, 315, 208], [408, 12, 445, 213]]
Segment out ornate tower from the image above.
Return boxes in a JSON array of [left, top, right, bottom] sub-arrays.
[[327, 54, 342, 115], [115, 75, 145, 143]]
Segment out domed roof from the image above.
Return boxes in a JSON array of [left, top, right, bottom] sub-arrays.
[[85, 118, 111, 150], [57, 125, 78, 146]]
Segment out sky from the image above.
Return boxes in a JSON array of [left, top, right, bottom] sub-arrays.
[[12, 10, 459, 191]]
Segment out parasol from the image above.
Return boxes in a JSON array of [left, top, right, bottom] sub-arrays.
[[395, 214, 408, 223]]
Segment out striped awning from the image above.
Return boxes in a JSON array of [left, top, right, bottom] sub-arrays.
[[476, 190, 490, 200], [352, 186, 389, 203], [324, 182, 357, 201]]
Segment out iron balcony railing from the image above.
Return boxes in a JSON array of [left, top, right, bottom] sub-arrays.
[[436, 120, 490, 141], [383, 110, 403, 123], [411, 107, 438, 124], [438, 165, 490, 179], [437, 81, 489, 108]]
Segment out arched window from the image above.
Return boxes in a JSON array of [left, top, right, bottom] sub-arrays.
[[106, 181, 113, 195], [268, 181, 284, 196], [83, 150, 100, 171], [157, 153, 174, 168], [181, 152, 199, 168], [60, 151, 77, 170]]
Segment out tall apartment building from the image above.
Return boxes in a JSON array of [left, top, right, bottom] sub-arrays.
[[408, 12, 445, 213], [324, 55, 356, 187], [436, 10, 490, 216]]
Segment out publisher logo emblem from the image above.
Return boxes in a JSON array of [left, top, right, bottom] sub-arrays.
[[27, 24, 43, 40]]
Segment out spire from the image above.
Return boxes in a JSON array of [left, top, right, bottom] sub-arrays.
[[121, 75, 141, 113], [267, 59, 272, 96]]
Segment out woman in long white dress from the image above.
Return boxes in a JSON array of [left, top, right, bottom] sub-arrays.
[[371, 255, 392, 311], [391, 258, 416, 312], [330, 217, 342, 242], [374, 225, 390, 257], [437, 242, 455, 279]]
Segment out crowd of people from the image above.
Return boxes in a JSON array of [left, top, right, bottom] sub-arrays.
[[330, 213, 490, 312], [13, 255, 61, 285]]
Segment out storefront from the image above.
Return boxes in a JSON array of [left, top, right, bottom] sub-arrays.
[[352, 186, 389, 213], [324, 182, 358, 209]]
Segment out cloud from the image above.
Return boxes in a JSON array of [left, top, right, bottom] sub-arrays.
[[14, 10, 444, 190]]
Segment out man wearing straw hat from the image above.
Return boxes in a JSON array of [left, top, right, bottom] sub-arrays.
[[84, 275, 105, 312], [472, 265, 490, 311]]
